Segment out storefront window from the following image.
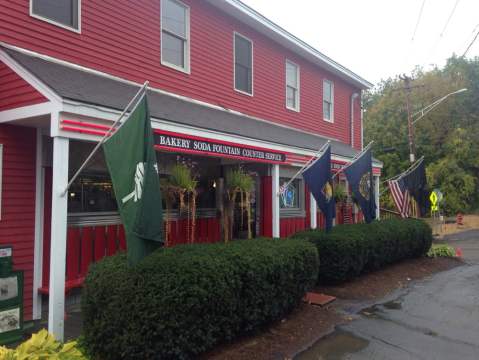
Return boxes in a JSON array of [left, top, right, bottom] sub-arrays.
[[68, 141, 117, 213], [280, 177, 301, 209]]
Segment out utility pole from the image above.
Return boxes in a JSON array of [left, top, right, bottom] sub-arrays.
[[399, 74, 416, 163]]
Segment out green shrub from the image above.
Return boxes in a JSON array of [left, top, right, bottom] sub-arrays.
[[292, 218, 432, 284], [82, 238, 318, 360], [427, 244, 455, 258]]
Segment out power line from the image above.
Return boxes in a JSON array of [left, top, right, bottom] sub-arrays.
[[411, 0, 427, 41], [439, 0, 460, 37], [463, 29, 479, 57]]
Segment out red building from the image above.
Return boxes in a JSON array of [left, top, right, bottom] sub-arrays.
[[0, 0, 380, 339]]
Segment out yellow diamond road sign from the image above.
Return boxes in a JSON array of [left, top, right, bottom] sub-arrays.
[[430, 191, 438, 206]]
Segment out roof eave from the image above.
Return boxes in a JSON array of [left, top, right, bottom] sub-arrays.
[[207, 0, 373, 90]]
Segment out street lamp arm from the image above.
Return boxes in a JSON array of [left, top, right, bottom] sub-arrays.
[[412, 88, 467, 125]]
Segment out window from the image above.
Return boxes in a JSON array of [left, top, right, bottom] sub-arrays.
[[30, 0, 80, 32], [161, 0, 190, 72], [323, 79, 334, 122], [280, 178, 301, 209], [234, 33, 253, 95], [286, 61, 299, 111]]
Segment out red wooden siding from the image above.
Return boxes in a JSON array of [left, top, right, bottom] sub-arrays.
[[0, 0, 361, 143], [41, 218, 221, 291], [0, 62, 47, 111], [0, 124, 36, 321]]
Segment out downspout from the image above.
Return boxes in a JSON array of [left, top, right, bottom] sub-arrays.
[[350, 92, 359, 148]]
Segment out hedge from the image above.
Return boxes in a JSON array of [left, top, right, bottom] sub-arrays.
[[292, 218, 432, 284], [81, 238, 318, 360]]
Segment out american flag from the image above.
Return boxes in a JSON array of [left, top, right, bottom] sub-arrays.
[[388, 178, 410, 218]]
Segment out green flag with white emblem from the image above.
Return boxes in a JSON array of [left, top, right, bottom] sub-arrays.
[[103, 93, 163, 265]]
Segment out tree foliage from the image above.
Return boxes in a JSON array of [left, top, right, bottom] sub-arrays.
[[364, 56, 479, 214]]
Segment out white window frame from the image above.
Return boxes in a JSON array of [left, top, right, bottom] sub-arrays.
[[285, 60, 300, 112], [323, 79, 334, 123], [30, 0, 81, 33], [0, 144, 3, 221], [233, 32, 254, 96], [160, 0, 191, 74]]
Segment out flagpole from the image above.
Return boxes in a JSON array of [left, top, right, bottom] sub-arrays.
[[381, 156, 424, 185], [331, 141, 374, 180], [277, 141, 330, 196], [61, 81, 149, 196]]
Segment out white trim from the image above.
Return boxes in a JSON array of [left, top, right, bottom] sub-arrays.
[[310, 194, 317, 229], [285, 59, 300, 112], [30, 0, 81, 34], [0, 144, 2, 221], [0, 43, 342, 145], [0, 102, 52, 123], [233, 32, 254, 96], [374, 175, 380, 220], [32, 129, 44, 320], [0, 48, 62, 105], [271, 164, 280, 238], [323, 79, 334, 123], [160, 0, 191, 74], [350, 92, 359, 147], [48, 134, 69, 341], [206, 0, 372, 89]]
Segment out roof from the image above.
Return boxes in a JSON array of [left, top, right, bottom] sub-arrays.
[[3, 46, 381, 165], [206, 0, 373, 90]]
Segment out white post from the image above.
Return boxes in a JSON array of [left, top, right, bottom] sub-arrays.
[[310, 194, 317, 229], [32, 129, 44, 320], [272, 164, 280, 238], [375, 175, 380, 220], [48, 136, 69, 341]]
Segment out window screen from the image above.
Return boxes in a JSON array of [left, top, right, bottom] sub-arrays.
[[162, 0, 189, 70], [234, 34, 253, 94], [31, 0, 79, 29]]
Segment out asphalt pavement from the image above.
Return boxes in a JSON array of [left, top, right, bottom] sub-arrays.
[[297, 230, 479, 360]]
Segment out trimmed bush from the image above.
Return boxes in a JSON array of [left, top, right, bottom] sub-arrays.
[[82, 238, 318, 360], [292, 218, 432, 284]]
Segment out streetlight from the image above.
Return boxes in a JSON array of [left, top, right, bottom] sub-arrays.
[[412, 88, 468, 125]]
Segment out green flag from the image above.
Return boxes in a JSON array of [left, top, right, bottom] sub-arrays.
[[103, 94, 163, 265]]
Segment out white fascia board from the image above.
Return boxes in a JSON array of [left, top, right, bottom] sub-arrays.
[[206, 0, 372, 90], [0, 102, 53, 123], [0, 48, 62, 106]]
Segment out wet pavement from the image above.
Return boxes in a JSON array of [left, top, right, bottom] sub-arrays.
[[297, 230, 479, 360]]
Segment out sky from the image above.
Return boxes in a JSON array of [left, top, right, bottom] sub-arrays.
[[241, 0, 479, 86]]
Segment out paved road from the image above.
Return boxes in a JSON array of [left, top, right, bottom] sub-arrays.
[[298, 230, 479, 360]]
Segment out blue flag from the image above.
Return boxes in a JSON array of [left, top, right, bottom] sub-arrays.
[[302, 145, 335, 231], [344, 148, 376, 223]]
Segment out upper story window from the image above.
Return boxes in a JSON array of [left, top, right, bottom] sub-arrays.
[[286, 60, 300, 111], [161, 0, 190, 73], [30, 0, 80, 32], [234, 33, 253, 95], [323, 79, 334, 122]]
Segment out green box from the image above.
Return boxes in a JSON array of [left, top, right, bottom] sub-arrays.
[[0, 247, 13, 278], [0, 271, 23, 344]]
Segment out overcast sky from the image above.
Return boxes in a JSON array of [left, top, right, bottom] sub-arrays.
[[241, 0, 479, 86]]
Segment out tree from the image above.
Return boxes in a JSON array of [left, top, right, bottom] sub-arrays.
[[364, 56, 479, 215]]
